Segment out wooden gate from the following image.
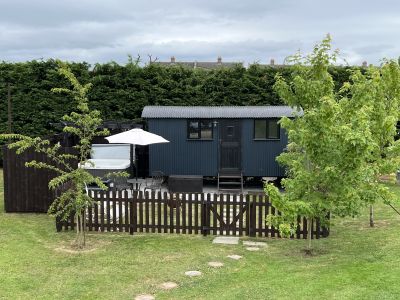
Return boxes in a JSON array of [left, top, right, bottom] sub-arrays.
[[203, 194, 250, 236]]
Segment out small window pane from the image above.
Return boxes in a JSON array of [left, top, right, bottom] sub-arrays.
[[267, 120, 279, 139], [227, 126, 234, 137], [188, 120, 199, 139], [200, 120, 213, 139], [254, 120, 267, 139]]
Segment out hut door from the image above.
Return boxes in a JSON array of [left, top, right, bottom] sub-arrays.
[[219, 119, 241, 173]]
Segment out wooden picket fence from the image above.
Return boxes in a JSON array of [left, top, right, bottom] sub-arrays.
[[56, 190, 329, 239]]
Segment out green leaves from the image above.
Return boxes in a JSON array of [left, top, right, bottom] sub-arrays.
[[266, 36, 400, 243], [1, 63, 111, 248]]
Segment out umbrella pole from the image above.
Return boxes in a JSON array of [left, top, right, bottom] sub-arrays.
[[135, 144, 138, 181]]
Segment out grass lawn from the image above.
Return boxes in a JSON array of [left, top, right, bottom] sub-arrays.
[[1, 169, 400, 300]]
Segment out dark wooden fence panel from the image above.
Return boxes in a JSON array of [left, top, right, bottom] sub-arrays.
[[56, 191, 329, 239], [3, 146, 76, 212]]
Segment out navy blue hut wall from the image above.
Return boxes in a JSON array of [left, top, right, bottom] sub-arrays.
[[147, 118, 287, 177], [240, 119, 287, 177], [148, 119, 218, 176]]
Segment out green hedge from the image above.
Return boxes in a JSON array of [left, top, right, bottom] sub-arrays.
[[0, 59, 359, 165]]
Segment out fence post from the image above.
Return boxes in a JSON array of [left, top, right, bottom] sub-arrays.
[[129, 192, 136, 235], [316, 218, 320, 239], [322, 213, 330, 238], [55, 216, 62, 232], [249, 200, 256, 237], [245, 194, 250, 236], [201, 195, 209, 236]]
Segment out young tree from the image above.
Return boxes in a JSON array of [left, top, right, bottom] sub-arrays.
[[0, 61, 110, 248], [265, 36, 400, 252], [342, 60, 400, 225]]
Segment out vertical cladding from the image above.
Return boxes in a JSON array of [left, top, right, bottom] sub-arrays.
[[147, 118, 287, 177], [148, 119, 218, 176], [241, 119, 287, 177]]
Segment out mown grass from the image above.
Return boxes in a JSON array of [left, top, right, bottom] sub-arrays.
[[1, 169, 400, 299]]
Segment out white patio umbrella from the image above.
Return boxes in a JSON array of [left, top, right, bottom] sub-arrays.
[[105, 128, 169, 178]]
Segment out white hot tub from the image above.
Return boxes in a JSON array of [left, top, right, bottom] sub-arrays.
[[82, 144, 132, 178]]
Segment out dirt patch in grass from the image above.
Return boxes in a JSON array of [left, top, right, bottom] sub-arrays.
[[53, 239, 111, 254], [358, 220, 392, 230]]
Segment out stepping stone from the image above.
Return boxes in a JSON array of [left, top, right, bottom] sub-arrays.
[[243, 241, 268, 247], [227, 254, 242, 260], [135, 294, 155, 300], [185, 270, 202, 277], [212, 236, 239, 245], [160, 281, 178, 290], [208, 261, 224, 268], [246, 247, 260, 251]]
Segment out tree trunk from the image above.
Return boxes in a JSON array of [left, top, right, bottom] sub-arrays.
[[75, 213, 84, 249], [307, 218, 313, 252], [370, 205, 374, 227], [75, 213, 79, 241], [83, 209, 86, 247]]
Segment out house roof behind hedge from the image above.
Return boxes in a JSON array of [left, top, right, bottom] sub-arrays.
[[142, 106, 302, 119]]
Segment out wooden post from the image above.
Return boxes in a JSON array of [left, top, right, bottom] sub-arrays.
[[129, 192, 136, 235], [245, 194, 250, 236], [7, 83, 12, 133], [55, 216, 62, 232], [201, 195, 209, 236], [369, 205, 374, 227], [250, 200, 256, 237]]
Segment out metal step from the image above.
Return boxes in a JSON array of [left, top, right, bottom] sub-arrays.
[[218, 175, 242, 179], [218, 188, 242, 192], [219, 181, 241, 185], [218, 172, 243, 193]]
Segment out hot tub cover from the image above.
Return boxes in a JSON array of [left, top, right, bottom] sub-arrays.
[[82, 159, 131, 170]]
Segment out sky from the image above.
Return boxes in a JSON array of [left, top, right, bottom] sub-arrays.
[[1, 0, 399, 66]]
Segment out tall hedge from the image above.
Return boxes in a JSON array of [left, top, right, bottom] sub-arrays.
[[0, 59, 358, 165]]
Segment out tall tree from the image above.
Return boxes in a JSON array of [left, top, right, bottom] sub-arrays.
[[265, 36, 400, 252], [341, 60, 400, 224], [0, 62, 110, 248]]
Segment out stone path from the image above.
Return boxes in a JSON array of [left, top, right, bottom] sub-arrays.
[[185, 270, 202, 277], [208, 261, 224, 268], [135, 294, 155, 300], [243, 241, 268, 247], [227, 254, 242, 260], [135, 238, 265, 299], [212, 236, 239, 245], [246, 247, 260, 251], [160, 282, 178, 290]]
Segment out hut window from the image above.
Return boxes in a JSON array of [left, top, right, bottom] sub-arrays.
[[188, 120, 200, 139], [188, 119, 213, 139], [254, 119, 280, 140], [201, 120, 213, 139]]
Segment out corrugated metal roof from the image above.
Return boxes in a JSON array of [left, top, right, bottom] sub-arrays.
[[142, 106, 301, 119]]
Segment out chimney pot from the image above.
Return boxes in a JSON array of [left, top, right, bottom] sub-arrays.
[[217, 56, 222, 64], [270, 59, 275, 66], [171, 56, 176, 63]]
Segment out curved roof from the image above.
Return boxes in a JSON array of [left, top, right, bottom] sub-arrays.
[[142, 106, 301, 119]]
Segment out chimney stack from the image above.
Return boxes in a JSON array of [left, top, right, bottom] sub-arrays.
[[270, 59, 275, 66], [217, 56, 222, 64], [171, 56, 176, 63], [362, 61, 367, 67]]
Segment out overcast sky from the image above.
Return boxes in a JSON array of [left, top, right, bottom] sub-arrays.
[[1, 0, 399, 66]]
